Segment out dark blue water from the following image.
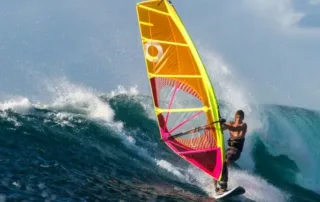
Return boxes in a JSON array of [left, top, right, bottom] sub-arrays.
[[0, 94, 319, 202]]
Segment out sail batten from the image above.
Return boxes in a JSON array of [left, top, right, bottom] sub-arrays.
[[142, 37, 188, 46], [138, 5, 170, 16], [139, 21, 154, 26], [148, 73, 202, 78]]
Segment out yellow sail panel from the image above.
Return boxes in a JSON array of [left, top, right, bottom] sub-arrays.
[[136, 0, 225, 180]]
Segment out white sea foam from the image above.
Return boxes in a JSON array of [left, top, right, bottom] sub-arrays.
[[182, 165, 289, 201], [202, 50, 264, 134], [0, 97, 32, 113], [42, 78, 124, 131], [107, 85, 139, 98]]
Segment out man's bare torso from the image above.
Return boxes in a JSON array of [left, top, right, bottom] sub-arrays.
[[228, 121, 247, 140]]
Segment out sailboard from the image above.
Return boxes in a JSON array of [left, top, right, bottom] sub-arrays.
[[136, 0, 225, 181], [214, 186, 246, 200]]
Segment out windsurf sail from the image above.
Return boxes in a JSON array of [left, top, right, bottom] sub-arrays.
[[136, 0, 225, 180]]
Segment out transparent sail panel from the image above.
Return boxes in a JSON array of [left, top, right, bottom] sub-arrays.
[[165, 111, 207, 136], [156, 78, 203, 110]]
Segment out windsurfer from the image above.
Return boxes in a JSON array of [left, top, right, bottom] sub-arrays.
[[215, 110, 247, 194]]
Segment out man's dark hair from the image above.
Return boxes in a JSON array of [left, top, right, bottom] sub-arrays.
[[236, 110, 245, 118]]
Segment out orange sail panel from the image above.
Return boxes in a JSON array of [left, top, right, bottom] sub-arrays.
[[136, 0, 225, 180]]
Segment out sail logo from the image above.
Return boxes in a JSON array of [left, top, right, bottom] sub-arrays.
[[144, 41, 163, 63]]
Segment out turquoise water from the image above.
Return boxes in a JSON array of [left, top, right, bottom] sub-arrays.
[[0, 94, 319, 201]]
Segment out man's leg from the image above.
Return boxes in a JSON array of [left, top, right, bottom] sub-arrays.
[[218, 162, 228, 192], [217, 148, 237, 193], [218, 147, 242, 193], [213, 179, 219, 192]]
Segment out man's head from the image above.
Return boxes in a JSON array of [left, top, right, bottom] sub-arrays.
[[235, 110, 244, 121]]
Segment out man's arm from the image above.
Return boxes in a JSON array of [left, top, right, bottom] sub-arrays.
[[223, 123, 247, 132], [221, 121, 232, 131]]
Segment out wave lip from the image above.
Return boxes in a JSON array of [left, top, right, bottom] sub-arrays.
[[0, 97, 33, 113]]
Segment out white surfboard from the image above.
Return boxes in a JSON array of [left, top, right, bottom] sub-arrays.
[[213, 186, 246, 200]]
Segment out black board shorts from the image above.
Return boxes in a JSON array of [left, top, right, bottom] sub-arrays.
[[226, 147, 241, 162]]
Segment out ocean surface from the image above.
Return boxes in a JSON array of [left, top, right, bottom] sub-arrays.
[[1, 87, 320, 202]]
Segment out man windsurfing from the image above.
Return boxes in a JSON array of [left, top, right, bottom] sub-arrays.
[[180, 110, 247, 194], [215, 110, 247, 194]]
